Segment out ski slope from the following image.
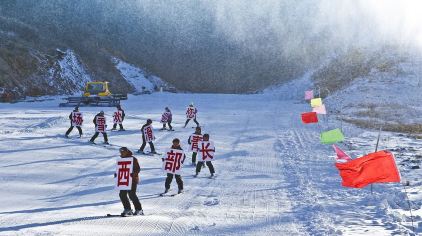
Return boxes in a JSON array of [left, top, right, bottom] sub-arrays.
[[0, 93, 420, 235]]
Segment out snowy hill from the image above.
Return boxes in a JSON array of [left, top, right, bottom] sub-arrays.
[[0, 92, 420, 235], [113, 58, 171, 94], [47, 49, 92, 94]]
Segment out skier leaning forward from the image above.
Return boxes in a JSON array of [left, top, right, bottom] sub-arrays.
[[115, 147, 144, 216], [195, 134, 216, 178], [160, 107, 173, 131], [162, 138, 186, 194]]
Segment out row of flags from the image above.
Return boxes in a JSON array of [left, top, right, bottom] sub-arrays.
[[301, 90, 401, 189]]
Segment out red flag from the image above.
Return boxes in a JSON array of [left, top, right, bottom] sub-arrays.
[[301, 112, 318, 124], [332, 144, 352, 162], [335, 150, 400, 188]]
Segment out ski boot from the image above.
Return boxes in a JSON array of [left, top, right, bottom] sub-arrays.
[[121, 209, 133, 216], [134, 209, 144, 216], [137, 149, 145, 154]]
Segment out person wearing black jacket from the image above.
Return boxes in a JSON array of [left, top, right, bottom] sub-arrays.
[[163, 138, 186, 194], [138, 119, 156, 154], [116, 147, 143, 216], [111, 105, 126, 131], [188, 126, 202, 166], [65, 106, 83, 138], [89, 111, 109, 144]]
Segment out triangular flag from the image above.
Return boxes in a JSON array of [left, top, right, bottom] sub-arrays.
[[312, 104, 327, 115], [320, 128, 344, 144], [310, 98, 322, 108], [335, 150, 401, 188], [332, 144, 352, 163], [305, 90, 314, 100], [301, 112, 318, 124]]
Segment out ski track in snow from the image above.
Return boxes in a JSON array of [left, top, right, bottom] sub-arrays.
[[0, 93, 420, 235]]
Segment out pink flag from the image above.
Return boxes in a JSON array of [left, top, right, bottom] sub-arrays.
[[332, 144, 352, 163], [305, 90, 314, 100], [312, 104, 327, 115]]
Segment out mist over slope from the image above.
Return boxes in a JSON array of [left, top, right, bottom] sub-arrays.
[[1, 0, 421, 94]]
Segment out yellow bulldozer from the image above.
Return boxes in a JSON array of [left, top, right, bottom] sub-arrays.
[[59, 81, 127, 107]]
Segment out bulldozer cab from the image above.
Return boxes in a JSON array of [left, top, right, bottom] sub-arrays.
[[83, 82, 111, 97]]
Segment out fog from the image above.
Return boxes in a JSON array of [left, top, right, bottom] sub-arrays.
[[1, 0, 421, 93]]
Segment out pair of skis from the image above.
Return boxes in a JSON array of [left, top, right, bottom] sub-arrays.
[[136, 150, 162, 156], [106, 213, 142, 217], [159, 192, 182, 197], [106, 192, 183, 217]]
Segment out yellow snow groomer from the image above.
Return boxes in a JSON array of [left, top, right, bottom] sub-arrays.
[[60, 81, 127, 107]]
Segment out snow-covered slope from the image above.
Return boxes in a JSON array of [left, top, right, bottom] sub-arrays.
[[0, 92, 420, 235], [113, 58, 168, 94], [47, 49, 92, 94]]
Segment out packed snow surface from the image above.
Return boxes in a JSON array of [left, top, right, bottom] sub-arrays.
[[0, 92, 420, 235]]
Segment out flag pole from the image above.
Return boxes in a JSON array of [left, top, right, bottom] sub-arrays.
[[375, 126, 382, 152], [371, 126, 383, 194], [402, 181, 415, 232]]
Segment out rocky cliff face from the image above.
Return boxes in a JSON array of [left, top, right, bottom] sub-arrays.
[[0, 15, 139, 97]]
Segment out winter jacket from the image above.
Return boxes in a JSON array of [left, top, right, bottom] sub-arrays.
[[170, 145, 186, 164], [188, 131, 202, 144], [118, 108, 126, 120], [121, 155, 140, 184], [92, 114, 104, 125]]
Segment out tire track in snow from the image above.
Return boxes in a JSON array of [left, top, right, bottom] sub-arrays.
[[274, 112, 339, 235]]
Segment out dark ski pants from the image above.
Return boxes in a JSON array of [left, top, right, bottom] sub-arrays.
[[112, 123, 124, 130], [66, 126, 82, 136], [165, 173, 183, 191], [119, 181, 142, 211], [191, 152, 197, 164], [162, 121, 172, 130], [196, 161, 215, 174], [90, 132, 108, 143], [140, 137, 155, 152], [184, 118, 199, 127]]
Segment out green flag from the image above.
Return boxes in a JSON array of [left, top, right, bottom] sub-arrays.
[[320, 128, 344, 144]]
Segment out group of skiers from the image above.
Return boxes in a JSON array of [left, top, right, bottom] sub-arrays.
[[65, 104, 126, 144], [64, 103, 216, 216]]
